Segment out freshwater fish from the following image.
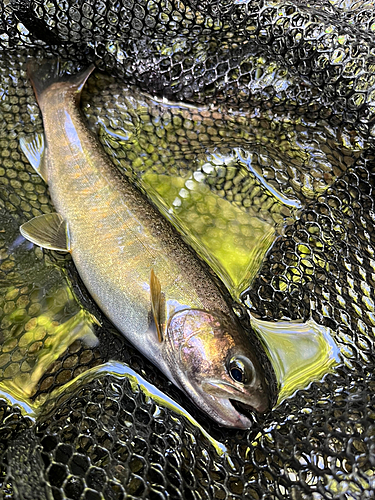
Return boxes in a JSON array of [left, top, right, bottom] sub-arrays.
[[19, 60, 270, 428]]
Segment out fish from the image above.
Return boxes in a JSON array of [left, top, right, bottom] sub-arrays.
[[19, 60, 270, 428]]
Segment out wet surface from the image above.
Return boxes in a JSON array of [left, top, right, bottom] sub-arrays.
[[0, 1, 375, 498], [0, 57, 342, 419]]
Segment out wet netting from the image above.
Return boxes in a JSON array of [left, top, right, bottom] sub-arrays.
[[0, 0, 375, 498]]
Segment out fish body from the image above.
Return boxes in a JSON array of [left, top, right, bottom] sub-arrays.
[[20, 61, 270, 428]]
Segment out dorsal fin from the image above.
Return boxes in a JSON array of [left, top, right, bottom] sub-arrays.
[[150, 269, 165, 342], [20, 213, 71, 252]]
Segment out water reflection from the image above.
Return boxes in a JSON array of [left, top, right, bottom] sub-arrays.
[[0, 68, 346, 427], [142, 167, 277, 299], [82, 79, 343, 403], [4, 305, 97, 402], [0, 211, 100, 411], [42, 361, 229, 457], [250, 315, 340, 402]]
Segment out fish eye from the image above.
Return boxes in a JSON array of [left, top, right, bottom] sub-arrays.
[[228, 357, 254, 385]]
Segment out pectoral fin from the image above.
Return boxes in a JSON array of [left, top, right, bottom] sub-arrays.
[[150, 269, 165, 342], [20, 213, 71, 252], [19, 133, 48, 182]]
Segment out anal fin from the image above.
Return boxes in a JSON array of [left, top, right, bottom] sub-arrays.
[[150, 269, 165, 342], [20, 133, 48, 182], [20, 213, 71, 252]]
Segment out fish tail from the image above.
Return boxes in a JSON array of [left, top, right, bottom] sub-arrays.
[[27, 59, 95, 110]]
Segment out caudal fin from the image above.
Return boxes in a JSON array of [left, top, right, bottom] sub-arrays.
[[27, 59, 95, 109]]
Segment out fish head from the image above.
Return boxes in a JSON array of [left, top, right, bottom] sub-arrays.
[[165, 309, 270, 428]]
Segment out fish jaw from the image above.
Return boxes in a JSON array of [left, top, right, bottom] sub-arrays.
[[203, 393, 253, 429], [165, 308, 271, 428], [23, 61, 271, 429], [164, 370, 254, 428], [202, 377, 270, 414]]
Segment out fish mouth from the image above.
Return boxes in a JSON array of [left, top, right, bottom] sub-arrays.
[[230, 399, 258, 420], [202, 379, 270, 426], [230, 396, 269, 418]]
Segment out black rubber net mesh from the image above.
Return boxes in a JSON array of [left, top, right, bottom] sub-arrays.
[[0, 0, 374, 499]]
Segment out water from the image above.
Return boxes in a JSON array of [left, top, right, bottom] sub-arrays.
[[250, 315, 340, 402], [0, 63, 347, 431], [82, 73, 344, 403], [0, 208, 99, 410], [42, 360, 229, 457]]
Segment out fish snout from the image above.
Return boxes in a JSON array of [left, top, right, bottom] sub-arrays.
[[202, 376, 270, 416]]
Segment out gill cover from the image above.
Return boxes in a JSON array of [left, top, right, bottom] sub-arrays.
[[165, 309, 270, 428]]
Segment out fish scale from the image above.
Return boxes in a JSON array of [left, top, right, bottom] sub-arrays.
[[19, 60, 271, 428], [1, 0, 375, 496]]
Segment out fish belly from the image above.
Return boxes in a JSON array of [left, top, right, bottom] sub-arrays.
[[53, 170, 168, 343], [43, 102, 201, 364]]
